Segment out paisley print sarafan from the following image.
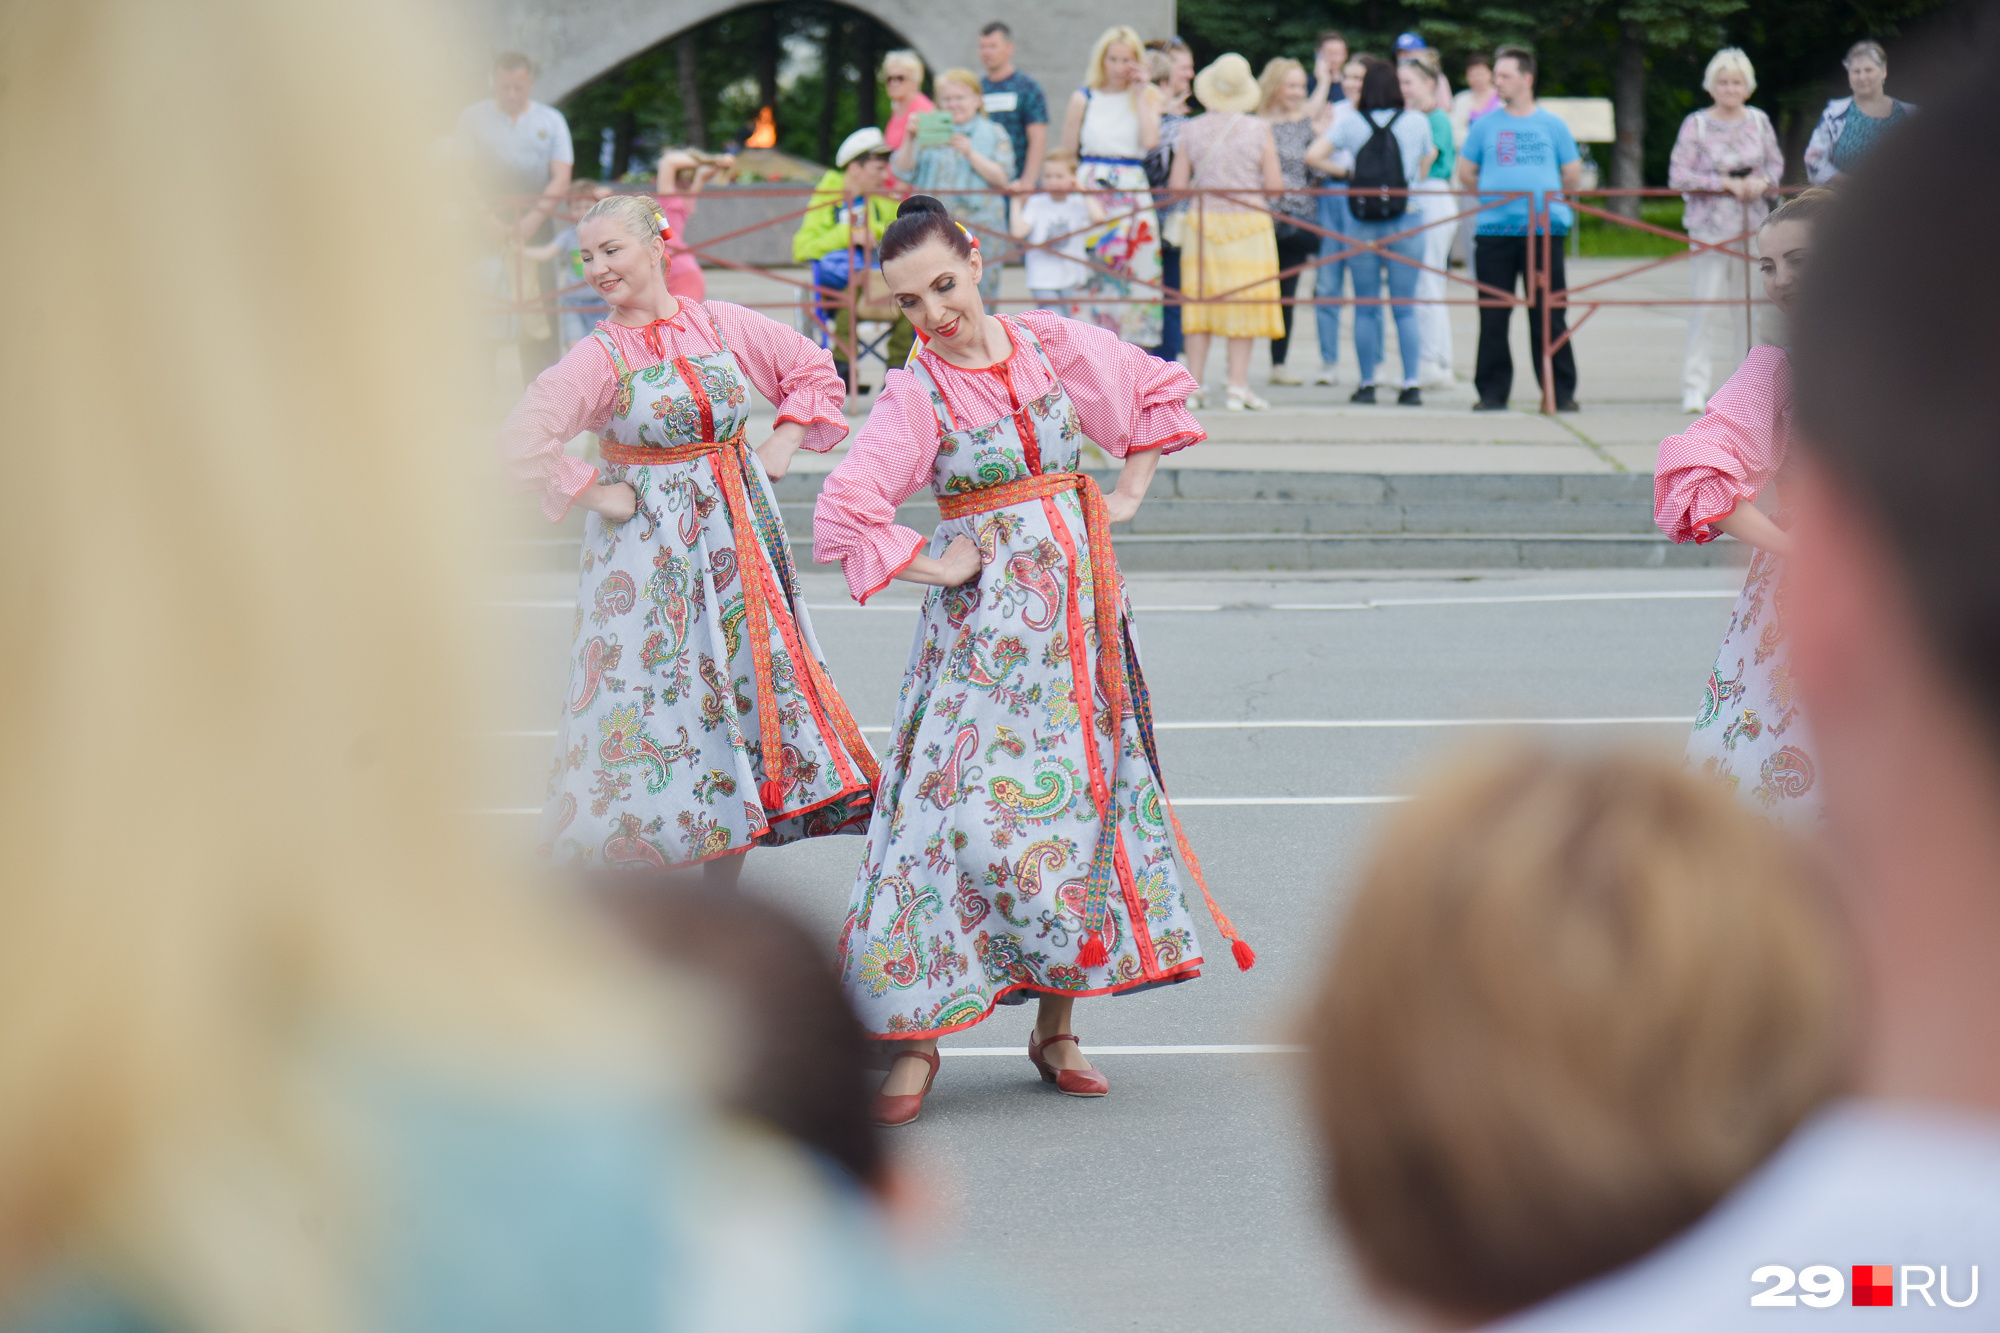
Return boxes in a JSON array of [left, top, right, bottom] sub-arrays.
[[539, 306, 874, 866], [1685, 539, 1821, 828], [835, 318, 1208, 1039]]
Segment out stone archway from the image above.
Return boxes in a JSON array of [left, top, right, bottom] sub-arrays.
[[485, 0, 1174, 115]]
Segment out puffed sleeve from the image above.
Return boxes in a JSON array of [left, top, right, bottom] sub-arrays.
[[704, 301, 849, 452], [1654, 346, 1791, 545], [1018, 311, 1204, 458], [812, 369, 941, 603], [496, 337, 617, 523]]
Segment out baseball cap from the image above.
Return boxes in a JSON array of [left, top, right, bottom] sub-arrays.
[[1394, 32, 1427, 52], [835, 127, 888, 167]]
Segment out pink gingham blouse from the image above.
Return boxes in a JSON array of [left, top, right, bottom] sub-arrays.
[[813, 311, 1203, 603], [498, 300, 847, 522], [1655, 345, 1790, 545]]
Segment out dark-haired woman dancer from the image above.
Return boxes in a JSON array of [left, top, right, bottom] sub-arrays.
[[1656, 189, 1831, 828], [813, 196, 1255, 1127]]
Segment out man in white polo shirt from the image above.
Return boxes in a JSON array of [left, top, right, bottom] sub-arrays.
[[456, 51, 573, 244], [1495, 81, 2000, 1331]]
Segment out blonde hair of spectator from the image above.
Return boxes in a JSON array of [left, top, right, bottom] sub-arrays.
[[881, 48, 925, 82], [0, 1, 680, 1329], [1145, 48, 1174, 85], [1403, 48, 1442, 78], [1086, 25, 1148, 93], [1256, 57, 1305, 114], [936, 67, 984, 99], [1304, 746, 1851, 1322], [1703, 47, 1758, 95], [583, 190, 674, 255], [1763, 185, 1837, 230], [1845, 39, 1888, 68], [1042, 148, 1079, 170]]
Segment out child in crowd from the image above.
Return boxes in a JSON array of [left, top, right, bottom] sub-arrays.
[[1009, 150, 1104, 315], [525, 179, 615, 348], [1303, 747, 1850, 1324]]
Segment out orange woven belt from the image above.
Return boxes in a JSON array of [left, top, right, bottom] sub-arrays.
[[602, 432, 879, 812], [938, 473, 1253, 971]]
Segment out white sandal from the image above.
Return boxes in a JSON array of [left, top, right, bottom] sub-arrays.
[[1224, 386, 1269, 412], [1187, 386, 1207, 410]]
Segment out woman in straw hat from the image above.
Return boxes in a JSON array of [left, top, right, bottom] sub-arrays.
[[500, 191, 880, 876], [813, 196, 1258, 1130], [1169, 54, 1287, 411]]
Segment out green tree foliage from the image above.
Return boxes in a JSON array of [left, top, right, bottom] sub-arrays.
[[561, 2, 906, 179]]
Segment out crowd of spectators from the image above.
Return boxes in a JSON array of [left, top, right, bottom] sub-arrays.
[[456, 27, 1922, 411]]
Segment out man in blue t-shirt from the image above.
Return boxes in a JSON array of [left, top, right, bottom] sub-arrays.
[[977, 21, 1049, 192], [1455, 46, 1584, 410]]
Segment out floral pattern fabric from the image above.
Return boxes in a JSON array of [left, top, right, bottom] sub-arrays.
[[835, 320, 1206, 1037], [1685, 543, 1820, 829], [1076, 157, 1163, 347], [541, 310, 873, 867]]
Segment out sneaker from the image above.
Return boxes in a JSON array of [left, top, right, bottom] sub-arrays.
[[1418, 367, 1458, 390], [1313, 365, 1341, 386], [1268, 364, 1303, 386], [1224, 386, 1269, 411], [1349, 385, 1377, 405], [1397, 386, 1423, 406], [1556, 399, 1581, 413], [1472, 399, 1508, 412]]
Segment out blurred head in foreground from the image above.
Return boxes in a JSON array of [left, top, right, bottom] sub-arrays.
[[0, 1, 693, 1329], [1304, 748, 1850, 1324]]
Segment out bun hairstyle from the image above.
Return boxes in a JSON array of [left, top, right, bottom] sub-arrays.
[[878, 194, 974, 267], [1761, 186, 1835, 231], [577, 192, 671, 266]]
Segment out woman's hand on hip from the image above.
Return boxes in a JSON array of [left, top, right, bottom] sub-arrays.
[[893, 535, 984, 588], [578, 480, 638, 522], [753, 425, 807, 481]]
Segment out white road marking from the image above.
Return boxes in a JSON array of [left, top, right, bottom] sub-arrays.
[[476, 591, 1738, 613], [1274, 589, 1739, 609], [1173, 796, 1408, 806], [483, 717, 1690, 740], [939, 1043, 1303, 1057]]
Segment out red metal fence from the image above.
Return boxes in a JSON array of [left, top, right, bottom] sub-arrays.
[[488, 184, 1788, 416]]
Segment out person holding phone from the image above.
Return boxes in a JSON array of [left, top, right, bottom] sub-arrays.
[[891, 68, 1015, 302]]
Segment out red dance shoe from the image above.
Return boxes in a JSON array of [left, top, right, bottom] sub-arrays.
[[1028, 1032, 1110, 1097], [872, 1047, 941, 1127]]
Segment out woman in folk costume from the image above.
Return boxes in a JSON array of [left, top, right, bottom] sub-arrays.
[[813, 196, 1256, 1127], [500, 193, 877, 875], [1655, 189, 1832, 829]]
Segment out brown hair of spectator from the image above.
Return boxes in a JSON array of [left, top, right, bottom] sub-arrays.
[[591, 875, 886, 1190], [493, 50, 533, 73], [1790, 79, 1998, 723], [1304, 747, 1850, 1321], [980, 21, 1012, 40], [1316, 29, 1348, 49], [1761, 185, 1836, 232], [1494, 45, 1537, 80], [1465, 52, 1493, 73]]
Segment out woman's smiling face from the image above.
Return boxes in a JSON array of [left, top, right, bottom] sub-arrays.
[[576, 215, 662, 309], [882, 236, 986, 347]]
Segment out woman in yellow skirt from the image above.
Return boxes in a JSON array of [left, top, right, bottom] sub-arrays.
[[1169, 53, 1286, 411]]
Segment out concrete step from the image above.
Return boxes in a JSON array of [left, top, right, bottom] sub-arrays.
[[499, 472, 1741, 574]]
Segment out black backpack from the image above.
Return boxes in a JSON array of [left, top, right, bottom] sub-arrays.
[[1349, 112, 1408, 221]]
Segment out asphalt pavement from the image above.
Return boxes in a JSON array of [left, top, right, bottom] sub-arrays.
[[472, 562, 1745, 1330]]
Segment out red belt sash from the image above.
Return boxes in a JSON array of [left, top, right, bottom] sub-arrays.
[[938, 472, 1254, 971], [604, 432, 879, 812]]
